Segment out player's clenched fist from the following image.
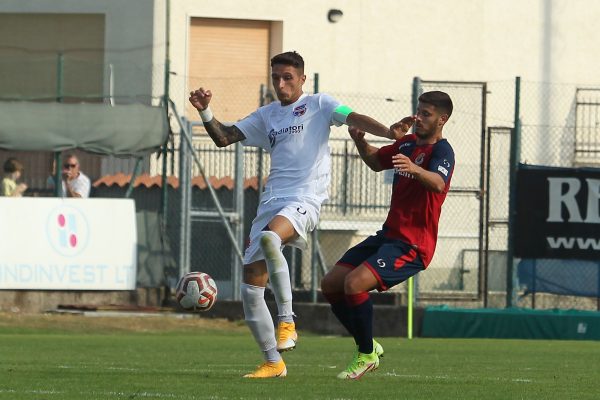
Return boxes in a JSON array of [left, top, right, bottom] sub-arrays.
[[348, 126, 366, 142], [188, 88, 212, 111]]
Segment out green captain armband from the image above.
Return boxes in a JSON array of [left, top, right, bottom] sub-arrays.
[[332, 104, 353, 126]]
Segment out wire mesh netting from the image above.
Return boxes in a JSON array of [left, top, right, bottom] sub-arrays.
[[2, 47, 600, 310], [512, 81, 600, 310]]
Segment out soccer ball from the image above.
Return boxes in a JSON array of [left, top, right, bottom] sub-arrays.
[[175, 271, 218, 312]]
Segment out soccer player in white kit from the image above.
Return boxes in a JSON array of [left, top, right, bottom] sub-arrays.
[[189, 51, 402, 378]]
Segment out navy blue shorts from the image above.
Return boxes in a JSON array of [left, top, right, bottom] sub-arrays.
[[336, 231, 425, 291]]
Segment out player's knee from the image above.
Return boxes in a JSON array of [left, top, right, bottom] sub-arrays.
[[344, 274, 363, 294], [321, 287, 345, 305], [240, 282, 264, 307], [259, 230, 281, 258], [321, 272, 337, 294], [321, 265, 349, 294], [242, 263, 268, 286]]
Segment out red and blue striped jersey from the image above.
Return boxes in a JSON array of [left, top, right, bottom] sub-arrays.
[[377, 134, 455, 267]]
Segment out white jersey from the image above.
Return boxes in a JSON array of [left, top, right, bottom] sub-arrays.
[[62, 172, 91, 198], [235, 93, 342, 203]]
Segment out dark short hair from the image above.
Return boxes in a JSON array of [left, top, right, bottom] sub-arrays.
[[271, 51, 304, 72], [419, 91, 453, 118], [3, 158, 24, 173]]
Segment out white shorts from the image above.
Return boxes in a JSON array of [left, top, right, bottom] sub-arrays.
[[243, 196, 321, 265]]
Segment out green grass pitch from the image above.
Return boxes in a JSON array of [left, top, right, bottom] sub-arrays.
[[1, 312, 599, 399]]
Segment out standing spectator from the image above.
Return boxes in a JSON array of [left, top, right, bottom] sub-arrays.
[[61, 154, 91, 198], [1, 158, 28, 197]]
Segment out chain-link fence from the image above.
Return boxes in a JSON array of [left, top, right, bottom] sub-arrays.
[[177, 77, 600, 312], [512, 81, 600, 311], [3, 49, 599, 311]]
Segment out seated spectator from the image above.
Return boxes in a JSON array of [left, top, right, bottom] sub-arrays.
[[1, 158, 28, 197], [61, 154, 90, 198]]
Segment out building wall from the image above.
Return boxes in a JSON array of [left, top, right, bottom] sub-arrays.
[[0, 0, 157, 101], [3, 0, 599, 103], [167, 0, 600, 104]]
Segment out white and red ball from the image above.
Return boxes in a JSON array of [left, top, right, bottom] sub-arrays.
[[175, 272, 218, 312]]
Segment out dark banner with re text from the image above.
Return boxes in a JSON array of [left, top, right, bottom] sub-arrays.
[[515, 164, 600, 260]]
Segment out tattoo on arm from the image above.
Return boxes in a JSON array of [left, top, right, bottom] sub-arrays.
[[203, 119, 246, 147]]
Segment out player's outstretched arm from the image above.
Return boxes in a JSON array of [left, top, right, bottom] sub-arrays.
[[188, 88, 246, 147], [349, 126, 383, 172], [346, 112, 393, 139]]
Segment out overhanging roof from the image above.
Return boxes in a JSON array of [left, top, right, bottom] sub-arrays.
[[0, 101, 168, 156]]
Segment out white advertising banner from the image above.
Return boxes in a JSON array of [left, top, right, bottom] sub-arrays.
[[0, 198, 137, 290]]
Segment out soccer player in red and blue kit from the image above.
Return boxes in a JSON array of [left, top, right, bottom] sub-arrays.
[[321, 91, 455, 379]]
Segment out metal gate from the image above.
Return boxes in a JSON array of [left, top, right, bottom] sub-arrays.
[[414, 79, 488, 302], [484, 126, 512, 307]]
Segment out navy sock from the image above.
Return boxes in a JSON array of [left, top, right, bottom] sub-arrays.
[[324, 292, 355, 337], [331, 301, 356, 337], [346, 292, 374, 354]]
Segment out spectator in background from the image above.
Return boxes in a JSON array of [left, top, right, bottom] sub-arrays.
[[1, 158, 28, 197], [61, 154, 90, 198]]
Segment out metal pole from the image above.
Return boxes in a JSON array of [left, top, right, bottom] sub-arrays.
[[311, 229, 318, 303], [233, 143, 244, 301], [160, 0, 171, 219], [407, 275, 413, 339], [506, 76, 522, 308], [258, 84, 267, 195], [184, 121, 192, 275], [125, 157, 143, 198], [178, 119, 191, 277], [478, 83, 488, 305], [310, 72, 320, 303], [406, 76, 421, 339], [342, 140, 349, 215], [54, 54, 64, 198], [484, 127, 493, 308]]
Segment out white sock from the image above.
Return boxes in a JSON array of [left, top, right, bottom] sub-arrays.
[[240, 283, 280, 362], [264, 347, 281, 363], [259, 231, 294, 322]]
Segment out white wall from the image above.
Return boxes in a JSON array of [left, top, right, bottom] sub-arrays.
[[6, 0, 599, 107], [168, 0, 600, 96]]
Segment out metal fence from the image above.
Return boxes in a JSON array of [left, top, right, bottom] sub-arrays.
[[511, 81, 600, 311], [174, 77, 600, 312], [3, 55, 600, 311]]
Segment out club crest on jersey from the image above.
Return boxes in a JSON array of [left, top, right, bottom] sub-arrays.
[[293, 104, 307, 117], [414, 153, 425, 165]]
